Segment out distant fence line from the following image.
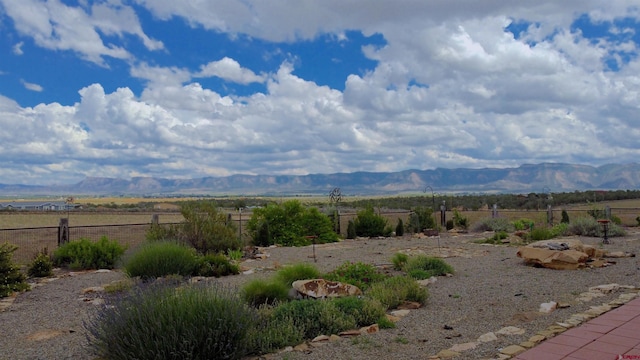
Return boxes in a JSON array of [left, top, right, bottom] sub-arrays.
[[3, 208, 639, 264]]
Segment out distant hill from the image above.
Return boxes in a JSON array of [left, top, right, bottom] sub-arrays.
[[2, 162, 640, 196]]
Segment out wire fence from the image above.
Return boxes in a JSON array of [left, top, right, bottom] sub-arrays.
[[2, 222, 179, 264], [3, 207, 639, 264]]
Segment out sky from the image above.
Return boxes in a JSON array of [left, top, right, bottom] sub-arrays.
[[0, 1, 640, 186]]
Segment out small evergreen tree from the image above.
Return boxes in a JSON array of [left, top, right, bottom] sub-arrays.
[[354, 206, 387, 237], [561, 210, 570, 224], [0, 243, 29, 298], [395, 219, 404, 236]]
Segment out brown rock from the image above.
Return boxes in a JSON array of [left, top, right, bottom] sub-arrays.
[[292, 279, 362, 298], [360, 324, 379, 334], [397, 301, 422, 310], [517, 246, 588, 270], [27, 329, 67, 341], [436, 349, 460, 359], [500, 345, 527, 356], [339, 330, 361, 337]]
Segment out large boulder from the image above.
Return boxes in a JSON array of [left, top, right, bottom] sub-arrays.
[[291, 279, 362, 298], [517, 245, 589, 270]]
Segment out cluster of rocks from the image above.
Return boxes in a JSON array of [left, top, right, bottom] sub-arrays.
[[427, 283, 639, 360], [517, 239, 634, 270]]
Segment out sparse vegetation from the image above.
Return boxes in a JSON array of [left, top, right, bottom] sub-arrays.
[[53, 237, 125, 270], [366, 276, 428, 310], [403, 255, 454, 279]]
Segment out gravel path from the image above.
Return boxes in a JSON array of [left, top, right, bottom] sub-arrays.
[[1, 231, 639, 360]]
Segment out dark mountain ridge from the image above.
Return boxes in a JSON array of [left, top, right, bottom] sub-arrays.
[[2, 163, 639, 196]]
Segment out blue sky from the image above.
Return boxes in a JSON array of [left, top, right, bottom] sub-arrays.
[[0, 1, 639, 186]]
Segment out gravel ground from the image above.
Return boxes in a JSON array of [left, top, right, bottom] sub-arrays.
[[1, 230, 639, 360]]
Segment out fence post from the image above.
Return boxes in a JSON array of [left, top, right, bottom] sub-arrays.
[[547, 205, 553, 226], [605, 206, 611, 220], [58, 218, 69, 245], [151, 214, 159, 226]]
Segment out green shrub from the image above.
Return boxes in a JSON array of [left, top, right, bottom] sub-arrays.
[[87, 283, 256, 360], [395, 219, 404, 236], [470, 217, 514, 233], [561, 210, 570, 224], [54, 237, 125, 270], [474, 231, 509, 244], [550, 223, 568, 238], [178, 202, 242, 254], [331, 296, 387, 327], [247, 309, 303, 354], [611, 215, 622, 225], [366, 276, 428, 310], [0, 242, 29, 298], [530, 227, 554, 241], [353, 206, 387, 237], [404, 255, 454, 278], [255, 221, 271, 246], [452, 210, 468, 229], [195, 253, 239, 277], [271, 299, 356, 339], [512, 219, 534, 231], [391, 253, 408, 271], [124, 242, 198, 280], [412, 207, 436, 232], [323, 262, 386, 291], [566, 217, 625, 237], [145, 223, 180, 242], [274, 263, 320, 287], [28, 249, 53, 278], [242, 279, 290, 307], [445, 219, 454, 230], [247, 200, 338, 247]]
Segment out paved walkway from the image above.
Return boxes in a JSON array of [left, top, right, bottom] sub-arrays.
[[515, 296, 640, 360]]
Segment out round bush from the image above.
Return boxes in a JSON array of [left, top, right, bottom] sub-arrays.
[[124, 242, 198, 280], [274, 263, 320, 287], [242, 279, 290, 307], [366, 276, 428, 310], [28, 252, 53, 278], [87, 283, 256, 360], [404, 255, 454, 278], [195, 253, 239, 277]]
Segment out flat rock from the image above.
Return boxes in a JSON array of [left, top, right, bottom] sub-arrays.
[[539, 301, 557, 313], [397, 301, 422, 310], [496, 326, 525, 336], [390, 309, 411, 317], [360, 324, 379, 334], [435, 349, 460, 359], [500, 345, 527, 356], [27, 329, 67, 341], [449, 341, 479, 352], [517, 246, 588, 270], [477, 332, 498, 343]]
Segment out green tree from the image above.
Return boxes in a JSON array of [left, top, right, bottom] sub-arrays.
[[561, 210, 570, 224], [395, 219, 404, 236], [354, 206, 387, 237], [247, 200, 337, 246], [413, 207, 436, 231], [178, 201, 240, 254]]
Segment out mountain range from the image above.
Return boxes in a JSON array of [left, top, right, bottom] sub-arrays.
[[2, 163, 640, 197]]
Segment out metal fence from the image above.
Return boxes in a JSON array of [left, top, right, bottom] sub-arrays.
[[3, 207, 639, 264], [2, 222, 179, 264]]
